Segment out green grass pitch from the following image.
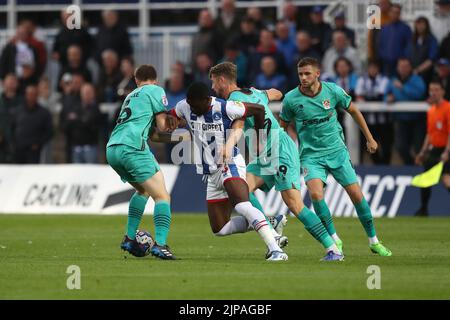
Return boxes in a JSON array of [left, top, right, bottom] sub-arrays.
[[1, 214, 450, 299]]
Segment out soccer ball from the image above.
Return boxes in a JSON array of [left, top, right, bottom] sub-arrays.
[[135, 230, 154, 256]]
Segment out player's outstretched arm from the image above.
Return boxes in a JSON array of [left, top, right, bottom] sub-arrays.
[[345, 102, 378, 154]]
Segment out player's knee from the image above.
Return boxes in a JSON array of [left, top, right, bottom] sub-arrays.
[[309, 190, 324, 201], [285, 198, 303, 215], [154, 192, 170, 203]]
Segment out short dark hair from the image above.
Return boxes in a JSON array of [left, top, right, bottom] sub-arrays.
[[297, 57, 320, 69], [134, 64, 157, 82], [209, 62, 237, 82], [429, 78, 444, 88], [187, 82, 210, 100]]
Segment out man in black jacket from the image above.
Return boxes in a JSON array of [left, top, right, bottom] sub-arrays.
[[94, 10, 133, 65], [62, 83, 101, 163], [52, 10, 93, 68], [12, 85, 53, 164]]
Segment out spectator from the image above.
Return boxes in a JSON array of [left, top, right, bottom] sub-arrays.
[[332, 10, 356, 47], [304, 6, 332, 56], [97, 49, 122, 103], [378, 4, 412, 76], [60, 73, 85, 162], [275, 20, 297, 69], [246, 7, 269, 32], [254, 56, 287, 93], [407, 16, 439, 86], [12, 85, 53, 164], [38, 76, 61, 115], [169, 61, 193, 90], [193, 53, 213, 89], [355, 60, 392, 164], [248, 29, 287, 83], [165, 71, 187, 110], [0, 23, 39, 92], [94, 10, 133, 65], [0, 74, 23, 163], [282, 1, 300, 42], [386, 58, 426, 165], [21, 19, 47, 78], [322, 31, 361, 77], [329, 57, 359, 98], [117, 57, 137, 102], [58, 44, 92, 91], [63, 83, 101, 163], [52, 9, 92, 68], [289, 31, 321, 86], [191, 9, 221, 65], [215, 0, 242, 58], [425, 0, 450, 44], [435, 58, 450, 100], [368, 0, 392, 62], [164, 71, 187, 163], [233, 16, 259, 57], [414, 80, 450, 216], [439, 31, 450, 61], [219, 42, 248, 87]]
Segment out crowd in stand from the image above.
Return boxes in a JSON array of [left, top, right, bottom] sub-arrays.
[[1, 0, 450, 166]]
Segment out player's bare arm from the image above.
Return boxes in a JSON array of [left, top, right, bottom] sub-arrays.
[[345, 102, 378, 154], [265, 88, 283, 101], [279, 119, 289, 131]]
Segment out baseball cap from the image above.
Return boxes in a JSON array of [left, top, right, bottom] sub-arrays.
[[311, 6, 324, 14], [335, 10, 346, 19], [437, 58, 450, 66]]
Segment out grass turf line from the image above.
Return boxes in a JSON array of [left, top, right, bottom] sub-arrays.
[[0, 214, 449, 299]]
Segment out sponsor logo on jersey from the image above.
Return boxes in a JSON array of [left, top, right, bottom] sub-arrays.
[[162, 95, 168, 106], [191, 121, 224, 132], [302, 115, 331, 126], [213, 112, 222, 121], [322, 99, 330, 109]]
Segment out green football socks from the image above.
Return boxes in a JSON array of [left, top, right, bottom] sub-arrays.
[[154, 200, 172, 246], [126, 192, 148, 239], [354, 198, 376, 238], [312, 199, 337, 236], [297, 207, 335, 249]]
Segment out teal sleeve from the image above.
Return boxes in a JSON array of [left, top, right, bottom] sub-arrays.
[[334, 83, 352, 110], [279, 97, 293, 122], [150, 86, 168, 114]]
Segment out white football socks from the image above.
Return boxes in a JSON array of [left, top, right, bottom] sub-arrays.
[[214, 216, 249, 236], [235, 201, 281, 252], [369, 236, 379, 245]]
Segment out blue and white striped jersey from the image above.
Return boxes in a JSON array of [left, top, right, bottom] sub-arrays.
[[172, 97, 247, 174]]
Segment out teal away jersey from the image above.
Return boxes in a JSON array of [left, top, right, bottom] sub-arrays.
[[229, 88, 287, 157], [107, 84, 167, 150], [280, 81, 352, 160]]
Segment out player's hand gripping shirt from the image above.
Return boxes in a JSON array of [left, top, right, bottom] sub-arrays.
[[172, 97, 247, 174], [107, 84, 168, 150], [280, 81, 351, 160]]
